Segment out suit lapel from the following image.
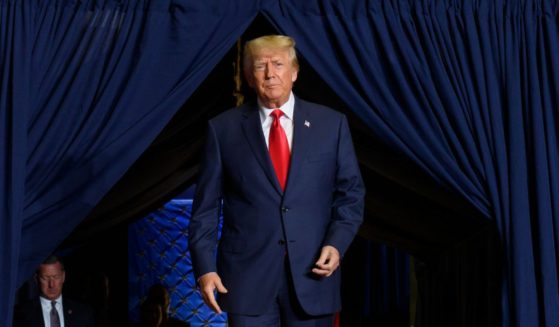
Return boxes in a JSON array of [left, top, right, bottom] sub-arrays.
[[63, 298, 74, 325], [284, 99, 312, 194], [33, 299, 46, 327], [241, 105, 283, 195]]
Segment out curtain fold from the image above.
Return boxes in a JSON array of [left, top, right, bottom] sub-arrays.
[[1, 1, 29, 326], [61, 51, 237, 248], [262, 1, 559, 326], [1, 0, 257, 324]]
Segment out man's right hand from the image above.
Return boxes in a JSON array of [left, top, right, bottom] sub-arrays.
[[198, 272, 228, 314]]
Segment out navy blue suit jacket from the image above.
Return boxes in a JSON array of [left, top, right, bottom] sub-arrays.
[[188, 98, 365, 315], [13, 297, 95, 327]]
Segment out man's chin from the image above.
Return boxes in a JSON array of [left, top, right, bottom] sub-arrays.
[[261, 93, 286, 103], [42, 294, 60, 300]]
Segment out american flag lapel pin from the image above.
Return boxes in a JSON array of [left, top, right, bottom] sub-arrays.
[[304, 120, 311, 128]]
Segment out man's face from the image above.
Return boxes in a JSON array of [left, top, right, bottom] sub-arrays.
[[37, 262, 65, 300], [246, 48, 298, 107]]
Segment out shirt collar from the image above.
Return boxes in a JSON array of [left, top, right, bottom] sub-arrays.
[[40, 295, 63, 306], [258, 92, 295, 123]]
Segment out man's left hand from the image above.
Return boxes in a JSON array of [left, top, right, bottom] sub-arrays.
[[312, 245, 340, 277]]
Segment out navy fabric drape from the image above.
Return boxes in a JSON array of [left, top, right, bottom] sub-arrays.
[[1, 0, 256, 324], [262, 0, 559, 326]]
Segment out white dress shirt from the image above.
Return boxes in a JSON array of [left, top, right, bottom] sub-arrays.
[[40, 295, 65, 327], [258, 92, 295, 150]]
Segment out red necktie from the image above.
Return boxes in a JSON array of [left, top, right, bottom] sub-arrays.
[[269, 109, 290, 190]]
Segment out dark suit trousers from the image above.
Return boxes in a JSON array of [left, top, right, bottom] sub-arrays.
[[227, 257, 334, 327]]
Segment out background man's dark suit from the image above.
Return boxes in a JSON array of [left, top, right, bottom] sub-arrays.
[[13, 297, 95, 327], [189, 97, 365, 315]]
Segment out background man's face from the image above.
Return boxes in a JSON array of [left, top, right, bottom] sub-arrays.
[[37, 262, 65, 300], [247, 48, 298, 106]]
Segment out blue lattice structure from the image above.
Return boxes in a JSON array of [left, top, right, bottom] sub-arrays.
[[128, 199, 227, 327]]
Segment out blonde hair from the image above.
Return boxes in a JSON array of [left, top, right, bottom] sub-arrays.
[[243, 35, 299, 74]]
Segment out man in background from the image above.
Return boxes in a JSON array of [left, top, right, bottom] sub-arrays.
[[13, 255, 95, 327]]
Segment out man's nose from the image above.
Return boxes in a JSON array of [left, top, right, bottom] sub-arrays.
[[265, 62, 274, 78]]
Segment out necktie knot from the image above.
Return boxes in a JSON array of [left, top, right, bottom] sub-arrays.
[[271, 109, 283, 122]]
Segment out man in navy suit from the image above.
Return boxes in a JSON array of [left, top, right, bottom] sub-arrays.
[[188, 35, 365, 326], [13, 255, 95, 327]]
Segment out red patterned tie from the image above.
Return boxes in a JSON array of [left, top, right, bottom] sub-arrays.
[[269, 109, 290, 190]]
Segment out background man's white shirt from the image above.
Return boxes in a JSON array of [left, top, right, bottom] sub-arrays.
[[40, 295, 65, 327]]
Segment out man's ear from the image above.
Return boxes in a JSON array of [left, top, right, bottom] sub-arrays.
[[291, 68, 298, 83]]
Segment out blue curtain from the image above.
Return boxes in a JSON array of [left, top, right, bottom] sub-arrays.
[[1, 0, 257, 324], [262, 0, 559, 326]]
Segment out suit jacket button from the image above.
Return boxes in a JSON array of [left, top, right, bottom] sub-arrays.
[[278, 240, 286, 245], [281, 207, 289, 212]]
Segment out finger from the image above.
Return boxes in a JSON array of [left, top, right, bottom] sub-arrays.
[[312, 262, 339, 277], [215, 279, 229, 294], [316, 256, 336, 270], [200, 285, 213, 304], [312, 267, 327, 275], [317, 257, 335, 269], [312, 269, 334, 277], [315, 249, 330, 266], [202, 288, 222, 314], [323, 256, 340, 269]]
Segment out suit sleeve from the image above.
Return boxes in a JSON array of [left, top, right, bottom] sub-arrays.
[[188, 121, 223, 278], [323, 115, 365, 257]]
